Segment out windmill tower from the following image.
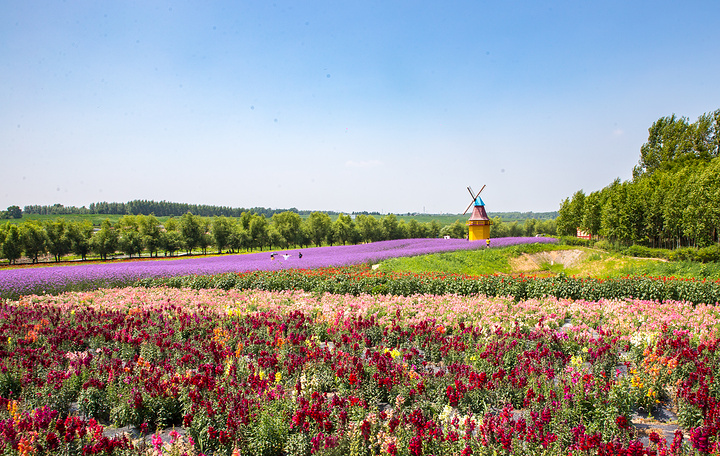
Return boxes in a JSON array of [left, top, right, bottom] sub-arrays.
[[464, 185, 492, 241]]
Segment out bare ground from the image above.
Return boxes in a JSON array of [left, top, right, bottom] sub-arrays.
[[509, 249, 586, 273]]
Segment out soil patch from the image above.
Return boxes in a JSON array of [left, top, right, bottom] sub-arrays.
[[509, 249, 585, 273]]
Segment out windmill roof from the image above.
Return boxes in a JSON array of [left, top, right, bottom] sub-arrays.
[[468, 204, 490, 221]]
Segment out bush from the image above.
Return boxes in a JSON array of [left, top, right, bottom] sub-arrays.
[[622, 245, 669, 260], [135, 265, 720, 305]]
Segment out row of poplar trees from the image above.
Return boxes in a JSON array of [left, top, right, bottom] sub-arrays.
[[0, 212, 449, 264], [557, 109, 720, 249]]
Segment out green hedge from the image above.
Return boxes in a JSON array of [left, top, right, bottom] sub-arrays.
[[134, 266, 720, 305]]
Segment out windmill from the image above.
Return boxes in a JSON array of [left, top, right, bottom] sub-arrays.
[[464, 185, 492, 241]]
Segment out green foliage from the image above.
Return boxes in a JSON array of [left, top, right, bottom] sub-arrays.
[[560, 109, 720, 250], [136, 264, 720, 305]]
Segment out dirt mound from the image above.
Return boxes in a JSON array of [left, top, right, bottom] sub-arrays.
[[510, 249, 585, 273]]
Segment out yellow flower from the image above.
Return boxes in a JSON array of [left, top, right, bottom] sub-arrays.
[[259, 371, 265, 380], [275, 372, 282, 383]]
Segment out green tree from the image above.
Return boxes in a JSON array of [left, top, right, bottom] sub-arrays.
[[1, 223, 23, 264], [424, 220, 442, 238], [67, 220, 93, 260], [198, 218, 211, 254], [268, 226, 283, 250], [211, 216, 233, 254], [228, 224, 250, 253], [306, 212, 332, 247], [138, 214, 162, 257], [381, 214, 402, 240], [440, 220, 467, 239], [5, 205, 22, 219], [160, 218, 183, 256], [272, 211, 303, 248], [180, 212, 203, 254], [116, 216, 143, 258], [406, 219, 425, 238], [91, 219, 118, 260], [21, 220, 46, 263], [355, 214, 383, 243], [333, 214, 357, 245], [249, 214, 270, 250], [45, 219, 71, 262]]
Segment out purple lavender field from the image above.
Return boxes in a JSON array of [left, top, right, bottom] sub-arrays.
[[0, 237, 556, 298]]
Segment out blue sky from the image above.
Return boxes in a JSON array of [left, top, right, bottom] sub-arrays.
[[2, 1, 719, 214]]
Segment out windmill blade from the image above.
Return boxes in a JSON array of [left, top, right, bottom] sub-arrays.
[[467, 186, 475, 198], [463, 200, 474, 215], [463, 185, 487, 215]]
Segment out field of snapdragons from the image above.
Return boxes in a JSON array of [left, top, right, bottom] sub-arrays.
[[1, 238, 720, 455]]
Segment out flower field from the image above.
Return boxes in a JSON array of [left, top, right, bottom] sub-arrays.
[[2, 284, 720, 455], [2, 237, 720, 455], [0, 238, 554, 300]]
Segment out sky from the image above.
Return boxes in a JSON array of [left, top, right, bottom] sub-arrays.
[[2, 1, 719, 215]]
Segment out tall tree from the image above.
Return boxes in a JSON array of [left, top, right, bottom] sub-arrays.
[[272, 211, 302, 248], [179, 212, 203, 254], [249, 214, 270, 250], [306, 212, 332, 247], [67, 220, 93, 260], [117, 215, 143, 258], [211, 216, 233, 254], [332, 214, 357, 245], [91, 219, 118, 260], [45, 219, 71, 262], [355, 214, 383, 243], [138, 214, 162, 258], [381, 214, 401, 240], [21, 221, 46, 263], [1, 223, 22, 264], [5, 206, 22, 219]]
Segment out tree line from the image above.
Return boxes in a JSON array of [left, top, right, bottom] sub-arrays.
[[21, 200, 352, 218], [0, 210, 557, 264], [557, 109, 720, 249]]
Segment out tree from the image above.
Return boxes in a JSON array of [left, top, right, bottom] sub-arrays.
[[381, 214, 401, 240], [634, 110, 720, 179], [228, 224, 250, 253], [117, 215, 143, 258], [138, 215, 162, 257], [91, 219, 118, 260], [440, 220, 467, 239], [306, 212, 332, 247], [406, 219, 425, 238], [198, 218, 211, 254], [272, 211, 303, 248], [180, 212, 203, 254], [333, 214, 357, 245], [211, 216, 233, 254], [21, 221, 46, 263], [355, 214, 383, 243], [67, 220, 93, 260], [45, 219, 71, 262], [5, 206, 22, 219], [425, 220, 442, 238], [1, 223, 22, 264], [581, 191, 603, 238], [249, 214, 270, 250]]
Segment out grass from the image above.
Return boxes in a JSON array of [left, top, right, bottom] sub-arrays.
[[380, 243, 720, 280], [379, 243, 567, 275]]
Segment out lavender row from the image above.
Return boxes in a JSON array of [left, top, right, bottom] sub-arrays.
[[0, 237, 556, 298]]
